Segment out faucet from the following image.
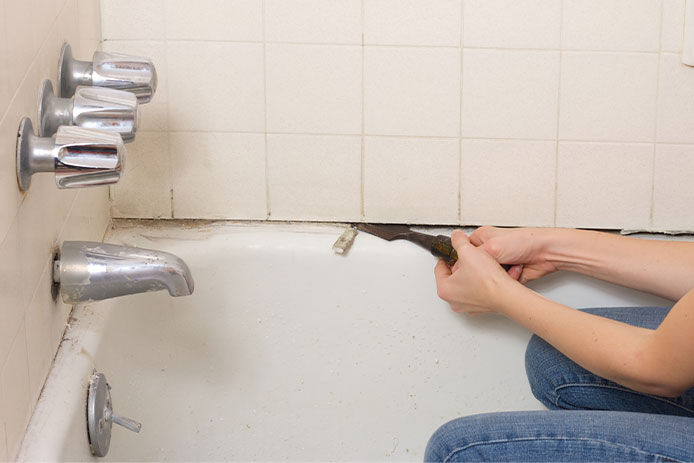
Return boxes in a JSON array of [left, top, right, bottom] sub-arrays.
[[54, 241, 194, 304]]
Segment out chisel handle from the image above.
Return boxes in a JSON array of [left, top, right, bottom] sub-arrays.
[[431, 235, 511, 271]]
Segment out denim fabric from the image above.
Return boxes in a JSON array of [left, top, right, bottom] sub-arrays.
[[425, 307, 694, 462]]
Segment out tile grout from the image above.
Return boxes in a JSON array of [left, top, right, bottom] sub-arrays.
[[360, 0, 366, 221], [553, 0, 565, 227], [262, 0, 271, 220], [458, 0, 465, 225], [104, 38, 674, 56], [161, 0, 174, 220], [650, 1, 667, 228]]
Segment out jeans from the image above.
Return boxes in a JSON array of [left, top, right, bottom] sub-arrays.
[[425, 307, 694, 462]]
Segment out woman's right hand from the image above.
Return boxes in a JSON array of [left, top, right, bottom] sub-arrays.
[[469, 226, 559, 284]]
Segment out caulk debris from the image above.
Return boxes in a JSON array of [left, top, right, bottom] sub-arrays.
[[332, 227, 358, 255]]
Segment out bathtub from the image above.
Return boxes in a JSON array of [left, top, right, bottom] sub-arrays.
[[18, 221, 674, 461]]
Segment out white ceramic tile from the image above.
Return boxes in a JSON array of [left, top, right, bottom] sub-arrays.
[[463, 0, 561, 49], [56, 0, 80, 61], [24, 263, 60, 405], [559, 52, 658, 142], [100, 0, 165, 40], [0, 61, 41, 245], [0, 323, 31, 460], [4, 0, 34, 91], [556, 142, 652, 229], [267, 135, 361, 221], [364, 0, 461, 46], [365, 47, 460, 137], [0, 422, 7, 462], [77, 0, 101, 40], [0, 0, 11, 117], [364, 137, 459, 224], [266, 44, 362, 135], [562, 0, 662, 52], [661, 0, 685, 52], [170, 132, 267, 219], [657, 53, 694, 143], [167, 42, 264, 132], [61, 188, 111, 242], [77, 38, 100, 63], [461, 140, 555, 226], [33, 28, 61, 98], [29, 0, 61, 60], [462, 50, 559, 140], [653, 144, 694, 230], [111, 132, 172, 219], [265, 0, 361, 44], [0, 220, 24, 369], [165, 0, 263, 41]]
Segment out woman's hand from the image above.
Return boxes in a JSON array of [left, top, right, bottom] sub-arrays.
[[469, 226, 559, 284], [434, 230, 516, 315]]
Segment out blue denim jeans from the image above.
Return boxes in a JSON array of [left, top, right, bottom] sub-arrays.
[[425, 307, 694, 462]]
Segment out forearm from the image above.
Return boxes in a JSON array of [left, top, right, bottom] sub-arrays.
[[496, 282, 689, 396], [541, 229, 694, 300]]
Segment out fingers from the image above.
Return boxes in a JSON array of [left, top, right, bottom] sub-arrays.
[[450, 229, 471, 252], [434, 259, 452, 300], [507, 264, 523, 281], [469, 226, 500, 246]]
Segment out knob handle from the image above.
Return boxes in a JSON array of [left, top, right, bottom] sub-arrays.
[[16, 117, 125, 192], [87, 372, 142, 458], [58, 43, 157, 103], [104, 409, 142, 434], [39, 79, 138, 142]]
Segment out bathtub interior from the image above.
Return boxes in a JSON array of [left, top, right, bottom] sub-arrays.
[[19, 222, 674, 461]]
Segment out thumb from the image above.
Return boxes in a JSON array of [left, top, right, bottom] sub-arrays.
[[450, 229, 471, 252]]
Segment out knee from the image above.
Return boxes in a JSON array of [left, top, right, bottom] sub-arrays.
[[424, 417, 478, 462], [425, 420, 455, 462], [525, 334, 562, 408]]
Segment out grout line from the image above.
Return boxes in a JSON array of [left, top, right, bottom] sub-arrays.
[[105, 38, 671, 56], [262, 0, 271, 220], [650, 1, 667, 227], [359, 9, 367, 221], [156, 130, 684, 145], [458, 0, 464, 225], [553, 0, 564, 227], [162, 1, 174, 219]]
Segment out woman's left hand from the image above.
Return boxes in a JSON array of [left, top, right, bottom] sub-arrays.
[[434, 229, 515, 315]]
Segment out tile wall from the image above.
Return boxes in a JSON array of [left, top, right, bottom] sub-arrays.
[[103, 0, 694, 230], [0, 0, 108, 458]]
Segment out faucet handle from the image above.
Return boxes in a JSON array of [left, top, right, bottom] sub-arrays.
[[39, 79, 138, 142], [88, 372, 142, 457], [16, 117, 125, 191], [59, 43, 157, 103]]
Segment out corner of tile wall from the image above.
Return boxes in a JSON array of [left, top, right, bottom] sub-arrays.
[[0, 0, 109, 458], [101, 0, 694, 231]]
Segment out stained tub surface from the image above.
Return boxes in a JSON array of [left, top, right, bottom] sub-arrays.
[[19, 222, 673, 461]]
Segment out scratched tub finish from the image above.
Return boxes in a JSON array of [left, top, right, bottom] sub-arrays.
[[18, 222, 671, 461]]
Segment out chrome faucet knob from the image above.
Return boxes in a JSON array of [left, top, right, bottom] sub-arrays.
[[38, 79, 138, 142], [58, 43, 157, 103], [16, 117, 125, 192]]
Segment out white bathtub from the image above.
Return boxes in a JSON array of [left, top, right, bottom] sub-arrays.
[[18, 221, 673, 461]]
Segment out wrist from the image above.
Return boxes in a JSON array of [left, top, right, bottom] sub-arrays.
[[538, 228, 590, 271], [491, 277, 531, 316]]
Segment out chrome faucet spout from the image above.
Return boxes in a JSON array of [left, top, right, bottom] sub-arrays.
[[55, 241, 194, 304]]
